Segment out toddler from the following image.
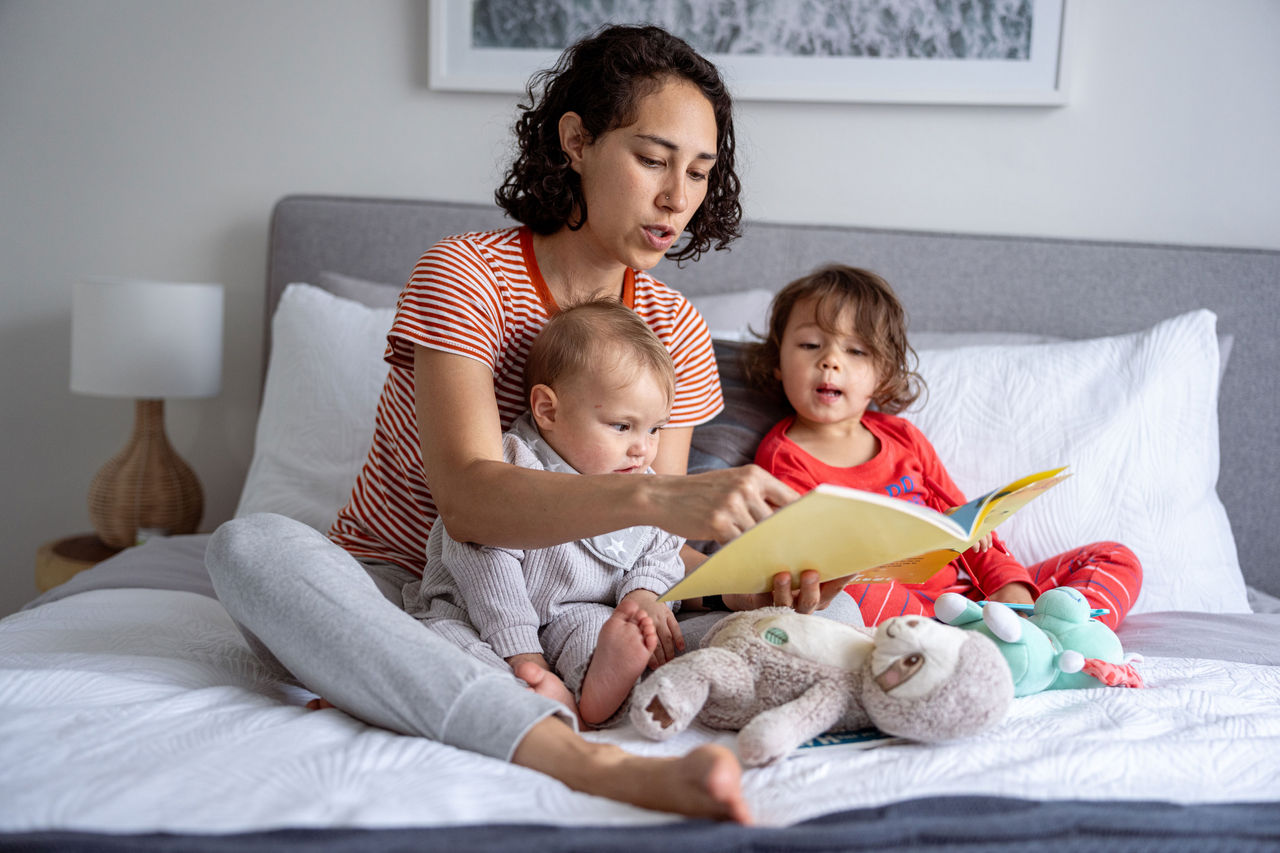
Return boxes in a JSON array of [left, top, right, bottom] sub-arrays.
[[404, 300, 685, 726], [746, 265, 1142, 630]]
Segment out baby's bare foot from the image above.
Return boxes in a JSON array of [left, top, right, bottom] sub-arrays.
[[579, 600, 658, 726], [514, 660, 581, 723]]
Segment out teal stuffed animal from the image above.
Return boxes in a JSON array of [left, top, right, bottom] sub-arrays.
[[933, 587, 1143, 697]]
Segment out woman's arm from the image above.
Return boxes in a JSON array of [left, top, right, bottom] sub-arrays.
[[651, 425, 693, 477], [414, 345, 796, 548], [650, 425, 714, 573]]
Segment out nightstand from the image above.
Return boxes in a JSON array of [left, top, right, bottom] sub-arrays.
[[35, 534, 122, 592]]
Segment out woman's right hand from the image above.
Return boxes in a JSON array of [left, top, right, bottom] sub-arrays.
[[646, 464, 799, 544]]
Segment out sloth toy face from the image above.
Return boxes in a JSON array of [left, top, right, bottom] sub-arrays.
[[870, 615, 965, 698]]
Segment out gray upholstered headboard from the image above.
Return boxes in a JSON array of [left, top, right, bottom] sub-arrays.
[[266, 194, 1280, 596]]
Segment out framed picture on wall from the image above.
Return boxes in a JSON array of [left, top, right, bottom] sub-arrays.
[[428, 0, 1069, 106]]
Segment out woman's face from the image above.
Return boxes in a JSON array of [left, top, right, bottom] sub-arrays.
[[567, 76, 718, 272]]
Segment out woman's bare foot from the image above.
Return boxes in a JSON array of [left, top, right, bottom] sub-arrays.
[[578, 600, 657, 726], [614, 743, 750, 823], [513, 660, 581, 722], [512, 717, 752, 823]]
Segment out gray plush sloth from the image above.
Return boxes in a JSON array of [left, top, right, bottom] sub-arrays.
[[630, 607, 1014, 766]]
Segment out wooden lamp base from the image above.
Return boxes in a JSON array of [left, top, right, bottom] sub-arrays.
[[35, 534, 122, 592], [88, 399, 203, 549]]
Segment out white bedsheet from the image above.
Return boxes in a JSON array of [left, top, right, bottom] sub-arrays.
[[1, 588, 1278, 833]]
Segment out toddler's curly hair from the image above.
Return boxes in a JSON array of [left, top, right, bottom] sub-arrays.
[[743, 265, 923, 415]]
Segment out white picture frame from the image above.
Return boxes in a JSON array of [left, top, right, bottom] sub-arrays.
[[429, 0, 1069, 106]]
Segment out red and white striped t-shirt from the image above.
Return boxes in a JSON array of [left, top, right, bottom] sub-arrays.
[[329, 226, 724, 575]]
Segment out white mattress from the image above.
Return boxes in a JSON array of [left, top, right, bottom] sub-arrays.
[[2, 587, 1278, 833]]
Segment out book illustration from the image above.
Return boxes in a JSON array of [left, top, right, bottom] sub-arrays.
[[793, 726, 905, 754], [660, 467, 1069, 602]]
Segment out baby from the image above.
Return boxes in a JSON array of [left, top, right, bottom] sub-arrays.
[[403, 299, 685, 726]]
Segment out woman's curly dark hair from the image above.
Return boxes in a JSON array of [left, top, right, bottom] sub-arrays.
[[743, 265, 924, 415], [494, 24, 741, 264]]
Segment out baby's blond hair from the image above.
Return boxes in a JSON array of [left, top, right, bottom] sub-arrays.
[[524, 299, 676, 405]]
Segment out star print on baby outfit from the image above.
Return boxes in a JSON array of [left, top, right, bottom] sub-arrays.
[[509, 414, 657, 570]]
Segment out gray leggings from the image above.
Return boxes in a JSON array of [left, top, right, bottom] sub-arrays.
[[204, 512, 569, 761]]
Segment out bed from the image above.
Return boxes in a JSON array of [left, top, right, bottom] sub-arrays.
[[3, 195, 1279, 852]]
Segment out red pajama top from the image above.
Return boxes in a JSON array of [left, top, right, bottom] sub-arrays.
[[329, 226, 724, 575], [754, 411, 1036, 599]]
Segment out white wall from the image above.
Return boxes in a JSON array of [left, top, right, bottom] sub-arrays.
[[2, 0, 1277, 618]]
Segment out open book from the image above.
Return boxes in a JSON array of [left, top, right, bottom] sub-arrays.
[[794, 727, 904, 754], [659, 467, 1069, 602]]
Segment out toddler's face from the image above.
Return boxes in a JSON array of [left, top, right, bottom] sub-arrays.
[[775, 297, 881, 429], [540, 361, 671, 476]]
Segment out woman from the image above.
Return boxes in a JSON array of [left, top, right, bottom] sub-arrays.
[[209, 25, 842, 823]]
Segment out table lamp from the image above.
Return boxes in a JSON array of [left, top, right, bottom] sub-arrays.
[[71, 278, 224, 549]]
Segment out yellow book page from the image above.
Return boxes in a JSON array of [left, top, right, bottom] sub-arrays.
[[870, 469, 1069, 582], [855, 547, 963, 584], [960, 467, 1068, 531], [659, 485, 966, 602], [971, 471, 1071, 540]]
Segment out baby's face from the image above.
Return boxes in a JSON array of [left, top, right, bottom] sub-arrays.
[[543, 362, 671, 476]]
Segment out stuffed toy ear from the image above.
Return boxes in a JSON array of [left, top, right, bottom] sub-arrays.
[[863, 632, 1013, 742]]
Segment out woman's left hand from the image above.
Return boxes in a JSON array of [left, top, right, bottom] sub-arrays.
[[722, 569, 853, 615]]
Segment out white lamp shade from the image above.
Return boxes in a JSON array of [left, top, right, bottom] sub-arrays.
[[71, 279, 224, 399]]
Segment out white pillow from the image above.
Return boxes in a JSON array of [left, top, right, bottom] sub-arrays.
[[235, 284, 393, 532], [906, 309, 1248, 615], [686, 289, 776, 341]]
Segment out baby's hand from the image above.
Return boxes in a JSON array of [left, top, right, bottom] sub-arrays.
[[974, 533, 994, 553], [506, 651, 552, 674], [507, 652, 581, 724], [622, 589, 684, 669]]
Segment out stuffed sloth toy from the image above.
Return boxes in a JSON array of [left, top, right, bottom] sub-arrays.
[[934, 587, 1144, 696], [630, 607, 1014, 766]]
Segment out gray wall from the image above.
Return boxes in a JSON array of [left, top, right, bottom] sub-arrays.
[[2, 0, 1278, 617]]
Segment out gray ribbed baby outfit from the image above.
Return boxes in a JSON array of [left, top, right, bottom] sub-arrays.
[[403, 413, 685, 700]]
